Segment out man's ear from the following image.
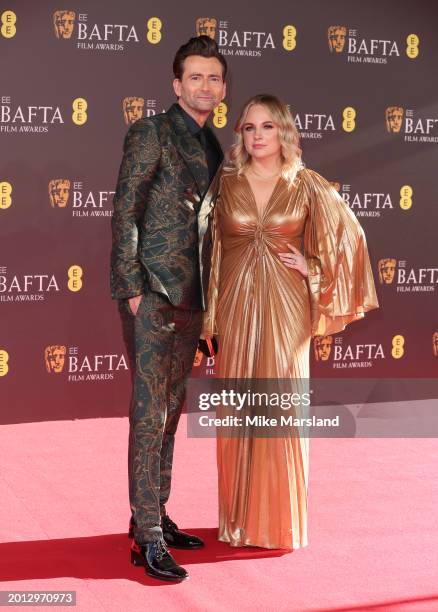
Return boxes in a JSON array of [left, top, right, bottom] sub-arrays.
[[221, 81, 227, 102], [173, 78, 181, 99]]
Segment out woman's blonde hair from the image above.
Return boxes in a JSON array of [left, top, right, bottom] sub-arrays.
[[227, 94, 303, 185]]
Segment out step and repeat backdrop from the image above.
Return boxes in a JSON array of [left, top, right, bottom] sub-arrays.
[[1, 1, 437, 423]]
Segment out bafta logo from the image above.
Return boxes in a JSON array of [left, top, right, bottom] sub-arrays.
[[433, 332, 438, 357], [314, 336, 333, 361], [328, 26, 347, 53], [378, 258, 397, 284], [196, 18, 217, 39], [45, 345, 66, 373], [123, 97, 144, 125], [330, 181, 341, 192], [53, 10, 75, 39], [386, 107, 404, 133], [193, 348, 204, 367], [49, 179, 70, 208]]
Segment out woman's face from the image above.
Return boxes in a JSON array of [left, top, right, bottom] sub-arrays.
[[241, 104, 282, 162]]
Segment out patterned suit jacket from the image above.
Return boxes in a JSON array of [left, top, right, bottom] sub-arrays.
[[110, 103, 223, 310]]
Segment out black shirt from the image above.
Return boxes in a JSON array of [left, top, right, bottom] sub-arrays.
[[176, 103, 222, 182]]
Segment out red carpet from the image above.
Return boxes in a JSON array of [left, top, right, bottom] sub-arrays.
[[1, 417, 437, 611]]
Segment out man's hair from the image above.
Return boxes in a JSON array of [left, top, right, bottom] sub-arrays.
[[173, 35, 227, 80]]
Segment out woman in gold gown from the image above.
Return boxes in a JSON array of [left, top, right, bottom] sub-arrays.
[[203, 95, 379, 550]]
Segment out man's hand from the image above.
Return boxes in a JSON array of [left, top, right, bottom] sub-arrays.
[[128, 294, 143, 316]]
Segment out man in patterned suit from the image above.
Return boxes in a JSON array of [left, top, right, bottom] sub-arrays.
[[111, 36, 226, 582]]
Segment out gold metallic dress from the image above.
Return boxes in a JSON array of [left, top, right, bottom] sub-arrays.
[[203, 167, 379, 550]]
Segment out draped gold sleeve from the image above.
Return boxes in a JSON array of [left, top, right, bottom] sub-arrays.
[[202, 196, 222, 338], [302, 168, 379, 337]]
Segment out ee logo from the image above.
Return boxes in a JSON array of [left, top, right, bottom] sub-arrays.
[[399, 185, 413, 210], [68, 265, 83, 292], [1, 10, 16, 38], [391, 335, 405, 359], [0, 349, 9, 376], [282, 25, 297, 51], [72, 98, 87, 125], [0, 181, 12, 209], [406, 34, 419, 59], [342, 107, 356, 132], [213, 102, 227, 128], [147, 17, 162, 44]]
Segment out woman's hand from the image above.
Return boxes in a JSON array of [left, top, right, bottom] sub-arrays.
[[278, 244, 308, 278]]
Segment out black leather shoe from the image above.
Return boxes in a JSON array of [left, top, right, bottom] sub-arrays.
[[162, 514, 204, 550], [130, 540, 188, 582]]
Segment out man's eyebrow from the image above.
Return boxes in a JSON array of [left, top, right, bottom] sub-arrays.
[[188, 72, 222, 77]]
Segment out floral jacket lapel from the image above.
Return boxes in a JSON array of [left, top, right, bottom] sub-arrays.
[[167, 104, 210, 197]]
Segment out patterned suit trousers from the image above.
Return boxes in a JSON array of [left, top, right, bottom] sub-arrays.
[[119, 290, 202, 543]]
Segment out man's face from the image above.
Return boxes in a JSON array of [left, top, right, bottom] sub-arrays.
[[124, 98, 144, 124], [329, 27, 346, 52], [173, 55, 226, 119], [50, 180, 70, 207], [316, 337, 332, 361], [380, 259, 396, 284], [47, 347, 66, 373], [386, 108, 403, 133], [55, 11, 75, 39]]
